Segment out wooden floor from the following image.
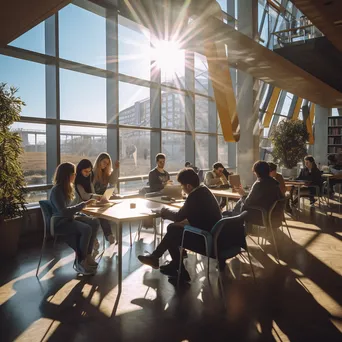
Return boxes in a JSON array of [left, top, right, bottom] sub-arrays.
[[1, 200, 341, 342]]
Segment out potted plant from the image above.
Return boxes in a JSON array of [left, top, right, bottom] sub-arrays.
[[270, 119, 309, 178], [0, 83, 27, 257]]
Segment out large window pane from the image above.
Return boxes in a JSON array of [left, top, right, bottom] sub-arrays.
[[0, 55, 46, 118], [120, 129, 151, 176], [160, 44, 185, 89], [218, 135, 229, 166], [119, 82, 150, 127], [9, 21, 45, 54], [60, 69, 106, 123], [195, 134, 209, 169], [59, 4, 106, 69], [161, 89, 185, 130], [217, 0, 227, 12], [280, 92, 293, 115], [194, 53, 208, 95], [25, 190, 48, 205], [119, 179, 147, 195], [162, 132, 185, 171], [12, 122, 47, 186], [60, 125, 107, 165], [119, 16, 151, 80], [195, 95, 209, 132]]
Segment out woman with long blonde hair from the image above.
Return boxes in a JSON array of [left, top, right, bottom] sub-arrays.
[[50, 162, 100, 275], [92, 152, 120, 244]]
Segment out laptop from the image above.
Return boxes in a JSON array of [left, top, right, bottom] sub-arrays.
[[91, 187, 115, 207], [228, 175, 241, 192], [161, 184, 183, 199]]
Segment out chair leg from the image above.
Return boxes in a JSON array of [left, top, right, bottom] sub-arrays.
[[137, 221, 142, 241], [129, 222, 132, 247], [245, 248, 256, 282], [283, 216, 292, 240], [53, 236, 57, 248], [270, 228, 280, 262], [36, 236, 46, 277], [177, 247, 183, 288]]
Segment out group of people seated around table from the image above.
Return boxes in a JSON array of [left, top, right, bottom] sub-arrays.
[[50, 152, 120, 275], [48, 150, 332, 278]]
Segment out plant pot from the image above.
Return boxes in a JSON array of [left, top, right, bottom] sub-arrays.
[[0, 217, 22, 257], [281, 167, 298, 179]]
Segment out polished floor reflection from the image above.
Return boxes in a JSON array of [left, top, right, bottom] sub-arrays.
[[1, 205, 341, 342]]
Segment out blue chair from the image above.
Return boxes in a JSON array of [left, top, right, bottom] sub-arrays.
[[177, 211, 255, 290], [36, 200, 67, 277]]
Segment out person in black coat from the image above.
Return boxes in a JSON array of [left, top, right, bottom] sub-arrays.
[[292, 155, 323, 206], [138, 168, 222, 283]]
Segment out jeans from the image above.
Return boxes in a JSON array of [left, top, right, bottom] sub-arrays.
[[99, 218, 115, 239], [54, 215, 99, 260]]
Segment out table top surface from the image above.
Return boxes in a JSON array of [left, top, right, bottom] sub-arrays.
[[82, 198, 176, 222], [322, 173, 342, 179], [210, 189, 241, 199], [284, 180, 309, 186]]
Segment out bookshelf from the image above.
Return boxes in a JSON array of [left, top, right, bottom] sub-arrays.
[[328, 117, 342, 154]]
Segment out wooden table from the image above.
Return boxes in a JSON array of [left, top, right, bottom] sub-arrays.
[[147, 196, 185, 208], [284, 181, 308, 210], [82, 198, 175, 295], [210, 189, 241, 210]]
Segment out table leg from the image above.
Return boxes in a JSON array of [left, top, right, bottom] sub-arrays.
[[118, 222, 122, 294], [298, 186, 301, 210]]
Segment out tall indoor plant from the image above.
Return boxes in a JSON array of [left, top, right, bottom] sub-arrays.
[[271, 119, 309, 178], [0, 83, 27, 256]]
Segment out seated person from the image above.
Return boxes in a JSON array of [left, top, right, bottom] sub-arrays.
[[328, 154, 342, 197], [231, 161, 284, 226], [268, 162, 286, 195], [148, 153, 172, 192], [185, 161, 199, 173], [138, 168, 222, 283], [204, 162, 230, 209], [50, 162, 100, 275], [291, 155, 323, 206]]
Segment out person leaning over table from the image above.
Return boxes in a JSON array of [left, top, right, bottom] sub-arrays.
[[138, 168, 222, 283], [75, 158, 117, 246], [49, 162, 100, 275], [204, 162, 230, 210], [290, 155, 323, 207]]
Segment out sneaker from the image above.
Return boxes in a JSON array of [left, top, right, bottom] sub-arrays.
[[86, 255, 98, 268], [138, 254, 159, 269], [75, 260, 95, 275], [107, 234, 116, 245]]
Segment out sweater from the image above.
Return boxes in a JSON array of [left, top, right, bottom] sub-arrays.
[[148, 168, 170, 192], [161, 185, 222, 231], [297, 167, 323, 186], [93, 168, 119, 195], [50, 184, 86, 226], [204, 170, 228, 187]]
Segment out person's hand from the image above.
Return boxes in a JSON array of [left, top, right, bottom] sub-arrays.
[[114, 160, 120, 169], [85, 199, 96, 206], [99, 196, 109, 204]]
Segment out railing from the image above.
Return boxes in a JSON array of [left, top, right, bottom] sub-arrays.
[[272, 18, 324, 48]]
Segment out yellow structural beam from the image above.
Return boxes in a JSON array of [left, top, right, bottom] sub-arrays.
[[263, 87, 281, 128], [306, 103, 315, 144], [203, 1, 239, 142], [291, 97, 303, 120]]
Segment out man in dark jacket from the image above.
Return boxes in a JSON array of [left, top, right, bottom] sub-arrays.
[[234, 161, 284, 226], [148, 153, 171, 192], [138, 168, 222, 282]]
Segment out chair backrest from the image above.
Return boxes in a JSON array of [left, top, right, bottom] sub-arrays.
[[39, 200, 53, 237], [197, 169, 204, 183], [269, 198, 285, 229], [211, 211, 248, 251]]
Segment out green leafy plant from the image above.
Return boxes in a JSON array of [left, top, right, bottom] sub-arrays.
[[0, 83, 27, 220], [271, 119, 309, 169]]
